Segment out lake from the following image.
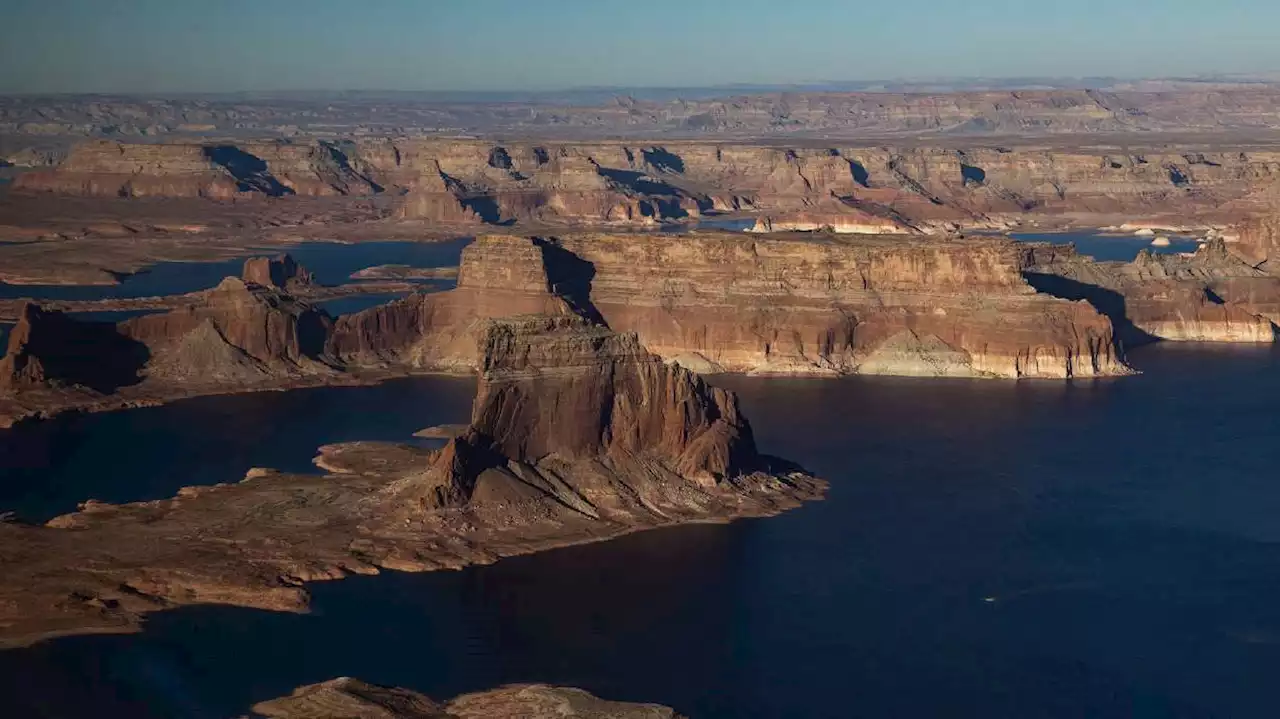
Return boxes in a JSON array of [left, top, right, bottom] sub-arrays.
[[1013, 231, 1202, 262], [3, 343, 1280, 717], [0, 239, 470, 301]]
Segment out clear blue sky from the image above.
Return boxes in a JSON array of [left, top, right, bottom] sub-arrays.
[[2, 0, 1279, 93]]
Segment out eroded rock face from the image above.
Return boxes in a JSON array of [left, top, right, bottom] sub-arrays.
[[472, 315, 757, 484], [122, 277, 333, 382], [0, 304, 147, 394], [243, 253, 314, 290], [545, 231, 1127, 378], [252, 678, 684, 719], [328, 235, 574, 369], [28, 137, 1280, 230], [1028, 239, 1280, 343]]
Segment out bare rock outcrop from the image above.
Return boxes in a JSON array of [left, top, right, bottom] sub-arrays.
[[546, 231, 1127, 378], [0, 304, 147, 394], [18, 136, 1280, 232], [122, 277, 333, 382], [328, 235, 575, 369], [252, 678, 683, 719], [471, 315, 757, 485], [243, 253, 314, 291], [332, 231, 1125, 380]]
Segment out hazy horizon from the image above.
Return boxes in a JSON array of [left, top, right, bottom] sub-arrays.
[[3, 0, 1280, 94]]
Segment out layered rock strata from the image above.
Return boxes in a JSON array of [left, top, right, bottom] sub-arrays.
[[252, 678, 683, 719], [21, 138, 1280, 231], [1027, 239, 1280, 343], [539, 231, 1127, 378], [0, 317, 823, 646], [0, 275, 337, 426], [120, 276, 334, 383]]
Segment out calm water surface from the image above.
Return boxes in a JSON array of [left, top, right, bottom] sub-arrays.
[[3, 344, 1280, 717], [1013, 231, 1202, 262], [0, 239, 469, 301], [0, 376, 475, 522]]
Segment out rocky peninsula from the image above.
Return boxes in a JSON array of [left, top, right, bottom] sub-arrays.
[[0, 312, 823, 646]]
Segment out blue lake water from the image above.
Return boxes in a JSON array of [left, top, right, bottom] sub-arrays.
[[0, 376, 476, 523], [317, 292, 413, 317], [3, 343, 1280, 717], [0, 239, 470, 301], [1013, 231, 1202, 262]]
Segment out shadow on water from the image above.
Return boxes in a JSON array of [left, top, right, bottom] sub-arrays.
[[4, 346, 1280, 717]]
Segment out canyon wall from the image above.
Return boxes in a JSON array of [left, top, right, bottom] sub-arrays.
[[17, 138, 1280, 231], [1027, 239, 1280, 343], [544, 231, 1126, 378]]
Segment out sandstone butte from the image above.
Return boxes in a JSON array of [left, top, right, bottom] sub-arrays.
[[0, 314, 825, 647], [15, 138, 1280, 233], [250, 677, 683, 719]]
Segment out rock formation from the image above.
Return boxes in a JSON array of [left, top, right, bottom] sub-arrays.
[[243, 253, 314, 291], [121, 277, 333, 382], [252, 678, 683, 719], [18, 136, 1280, 232], [328, 235, 575, 369], [0, 304, 147, 394], [541, 231, 1126, 378], [0, 316, 823, 646], [1027, 239, 1280, 344]]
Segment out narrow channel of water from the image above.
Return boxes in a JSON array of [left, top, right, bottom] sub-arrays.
[[0, 239, 471, 301]]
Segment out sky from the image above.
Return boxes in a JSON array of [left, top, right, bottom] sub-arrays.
[[3, 0, 1280, 94]]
